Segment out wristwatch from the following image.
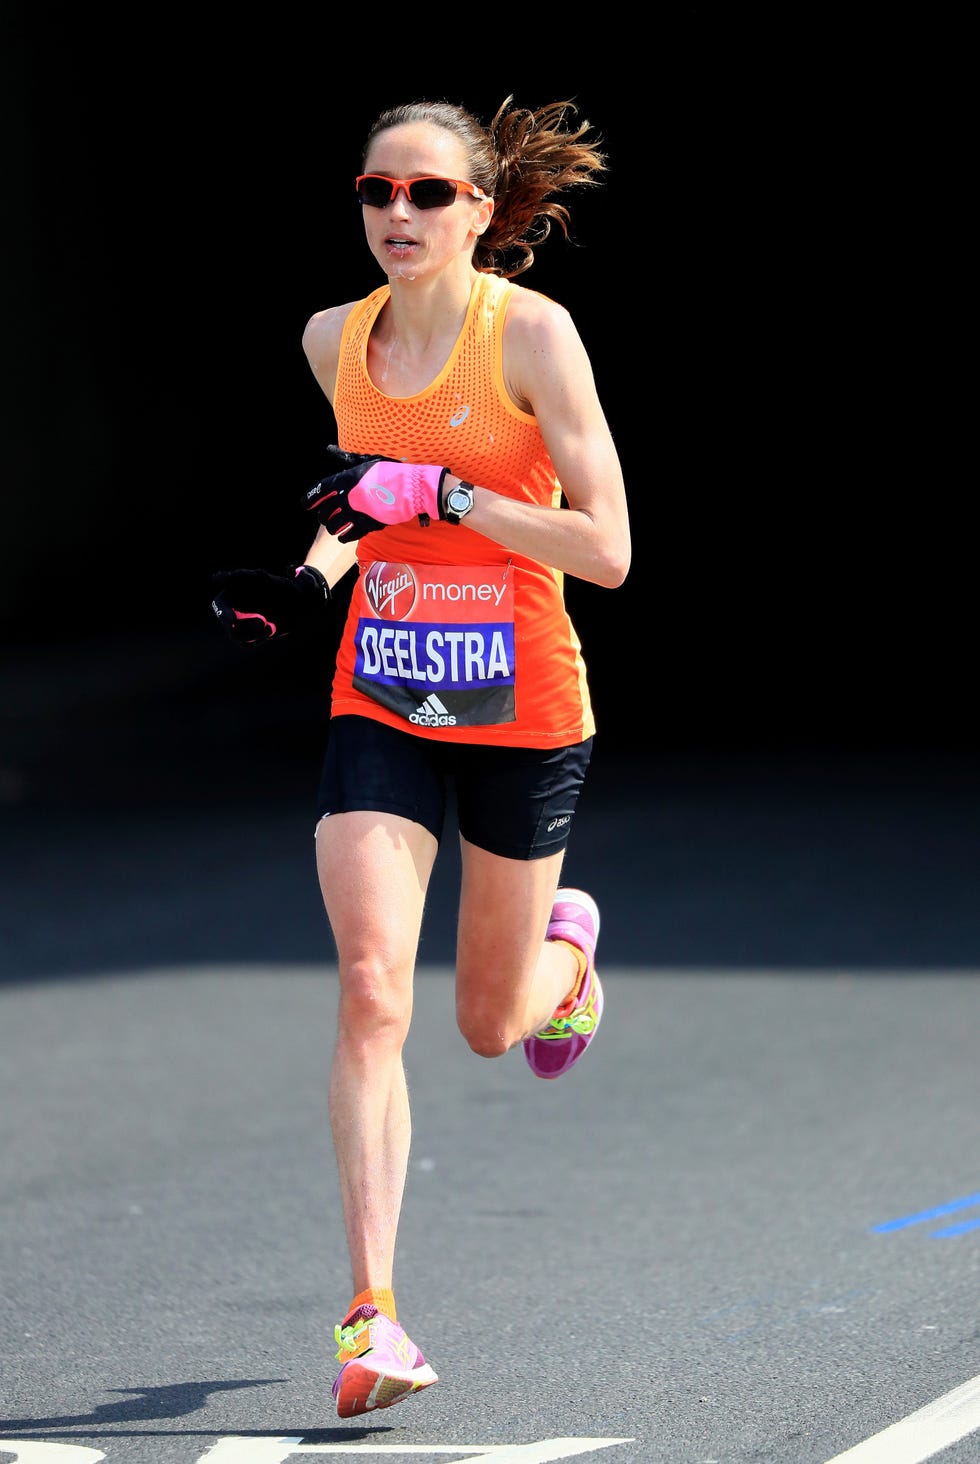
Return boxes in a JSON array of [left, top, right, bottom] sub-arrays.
[[444, 480, 476, 525]]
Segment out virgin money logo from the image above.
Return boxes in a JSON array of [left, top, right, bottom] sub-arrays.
[[364, 561, 417, 620]]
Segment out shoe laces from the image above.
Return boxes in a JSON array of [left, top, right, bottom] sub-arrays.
[[334, 1305, 376, 1362], [537, 978, 598, 1040]]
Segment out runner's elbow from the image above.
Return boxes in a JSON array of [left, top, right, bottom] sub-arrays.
[[594, 539, 631, 588]]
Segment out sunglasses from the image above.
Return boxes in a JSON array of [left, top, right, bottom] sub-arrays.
[[355, 174, 490, 210]]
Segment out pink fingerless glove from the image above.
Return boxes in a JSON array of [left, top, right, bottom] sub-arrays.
[[305, 449, 449, 542], [346, 459, 446, 523]]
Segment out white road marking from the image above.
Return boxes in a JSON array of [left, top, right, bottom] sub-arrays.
[[0, 1448, 105, 1462], [823, 1374, 980, 1462], [200, 1439, 634, 1463]]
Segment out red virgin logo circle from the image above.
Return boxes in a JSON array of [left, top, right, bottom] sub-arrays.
[[363, 561, 417, 620]]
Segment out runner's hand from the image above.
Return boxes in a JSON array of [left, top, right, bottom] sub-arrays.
[[210, 565, 331, 644], [304, 445, 449, 542]]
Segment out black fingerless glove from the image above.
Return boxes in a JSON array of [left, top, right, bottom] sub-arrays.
[[210, 564, 331, 644]]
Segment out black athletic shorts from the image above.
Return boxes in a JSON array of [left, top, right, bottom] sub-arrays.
[[316, 714, 594, 860]]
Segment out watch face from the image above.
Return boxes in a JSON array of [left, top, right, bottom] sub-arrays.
[[449, 487, 473, 515]]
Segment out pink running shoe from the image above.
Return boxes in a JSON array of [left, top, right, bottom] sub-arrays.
[[523, 888, 604, 1080], [332, 1304, 437, 1418]]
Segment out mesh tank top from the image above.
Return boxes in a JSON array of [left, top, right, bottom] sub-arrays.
[[328, 271, 595, 747]]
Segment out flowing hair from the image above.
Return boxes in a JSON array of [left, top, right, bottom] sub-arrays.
[[361, 96, 607, 278]]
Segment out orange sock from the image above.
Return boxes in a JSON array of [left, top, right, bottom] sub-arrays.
[[552, 939, 588, 1007], [347, 1286, 396, 1322]]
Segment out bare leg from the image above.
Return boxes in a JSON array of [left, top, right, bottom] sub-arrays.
[[453, 839, 580, 1058], [316, 809, 438, 1294]]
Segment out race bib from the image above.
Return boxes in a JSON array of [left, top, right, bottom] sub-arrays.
[[353, 561, 516, 727]]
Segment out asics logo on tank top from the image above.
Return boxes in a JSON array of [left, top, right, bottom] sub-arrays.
[[449, 405, 470, 426]]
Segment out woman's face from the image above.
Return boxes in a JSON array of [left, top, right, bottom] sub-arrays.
[[359, 121, 492, 282]]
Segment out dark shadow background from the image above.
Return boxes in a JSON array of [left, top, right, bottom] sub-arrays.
[[2, 11, 977, 974]]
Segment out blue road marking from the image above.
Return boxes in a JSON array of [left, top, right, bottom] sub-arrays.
[[932, 1216, 980, 1237], [872, 1190, 980, 1235]]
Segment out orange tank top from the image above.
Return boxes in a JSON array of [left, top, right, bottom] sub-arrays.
[[328, 271, 595, 747]]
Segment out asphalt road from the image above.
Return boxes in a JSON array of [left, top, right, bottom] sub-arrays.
[[2, 635, 979, 1463]]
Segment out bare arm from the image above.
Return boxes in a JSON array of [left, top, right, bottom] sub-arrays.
[[299, 292, 629, 589], [304, 524, 359, 588], [454, 292, 631, 588], [302, 302, 356, 409], [300, 303, 361, 585]]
